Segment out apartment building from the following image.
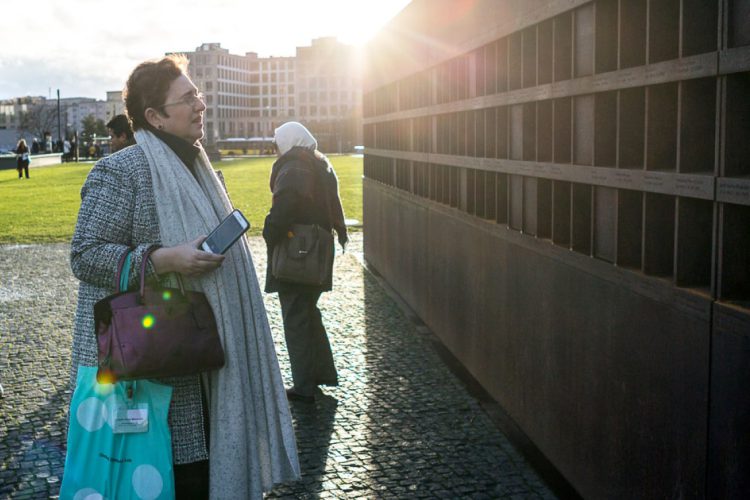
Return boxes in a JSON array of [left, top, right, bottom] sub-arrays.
[[185, 43, 295, 143], [184, 38, 362, 152]]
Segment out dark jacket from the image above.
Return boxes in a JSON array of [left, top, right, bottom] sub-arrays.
[[15, 144, 29, 167], [263, 147, 347, 293]]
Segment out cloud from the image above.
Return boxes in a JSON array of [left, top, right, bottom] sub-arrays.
[[0, 0, 410, 99]]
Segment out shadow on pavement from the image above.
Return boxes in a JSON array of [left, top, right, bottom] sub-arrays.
[[359, 268, 554, 499], [266, 393, 338, 499], [0, 385, 69, 498]]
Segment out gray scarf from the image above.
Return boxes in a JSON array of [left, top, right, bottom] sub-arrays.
[[135, 130, 300, 498]]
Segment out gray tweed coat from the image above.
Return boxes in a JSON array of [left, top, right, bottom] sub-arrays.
[[70, 144, 208, 464]]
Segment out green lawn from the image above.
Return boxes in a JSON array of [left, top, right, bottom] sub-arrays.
[[0, 155, 362, 244]]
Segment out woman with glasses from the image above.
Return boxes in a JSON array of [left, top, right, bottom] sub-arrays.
[[68, 55, 299, 499]]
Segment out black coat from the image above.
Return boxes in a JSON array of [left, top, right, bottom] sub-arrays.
[[263, 147, 347, 293], [15, 145, 29, 168]]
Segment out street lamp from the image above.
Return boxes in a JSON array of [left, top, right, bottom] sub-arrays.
[[57, 89, 62, 145]]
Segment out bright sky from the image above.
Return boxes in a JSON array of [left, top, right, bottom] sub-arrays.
[[0, 0, 411, 100]]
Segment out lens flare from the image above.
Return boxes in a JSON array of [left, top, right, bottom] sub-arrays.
[[95, 370, 116, 394], [162, 290, 172, 301], [142, 314, 155, 329]]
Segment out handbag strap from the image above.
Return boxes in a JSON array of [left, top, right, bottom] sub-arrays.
[[113, 250, 132, 291], [139, 246, 186, 299], [119, 252, 132, 292]]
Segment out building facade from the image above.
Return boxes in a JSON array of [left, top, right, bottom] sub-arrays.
[[184, 38, 362, 152], [295, 37, 362, 152], [363, 0, 749, 497], [185, 43, 295, 144], [0, 92, 124, 149]]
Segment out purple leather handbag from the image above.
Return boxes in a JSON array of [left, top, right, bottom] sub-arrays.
[[94, 247, 225, 382]]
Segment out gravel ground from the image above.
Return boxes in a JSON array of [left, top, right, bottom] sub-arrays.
[[0, 233, 555, 499]]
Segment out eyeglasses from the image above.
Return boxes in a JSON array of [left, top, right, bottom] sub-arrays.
[[159, 92, 205, 109]]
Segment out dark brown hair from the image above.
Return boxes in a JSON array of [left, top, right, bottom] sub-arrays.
[[106, 114, 134, 140], [123, 54, 188, 131]]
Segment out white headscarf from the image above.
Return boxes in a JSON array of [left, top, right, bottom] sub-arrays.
[[274, 121, 317, 155]]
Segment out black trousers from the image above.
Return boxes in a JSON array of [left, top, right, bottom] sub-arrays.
[[174, 460, 209, 499], [17, 164, 29, 178], [279, 289, 338, 396], [173, 378, 210, 499]]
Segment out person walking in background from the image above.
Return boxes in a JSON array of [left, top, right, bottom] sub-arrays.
[[63, 138, 71, 162], [14, 139, 30, 179], [263, 121, 348, 403], [69, 55, 299, 499], [106, 114, 135, 153]]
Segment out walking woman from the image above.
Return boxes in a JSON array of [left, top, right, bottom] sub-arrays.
[[69, 55, 299, 498], [263, 122, 348, 402], [15, 139, 30, 178]]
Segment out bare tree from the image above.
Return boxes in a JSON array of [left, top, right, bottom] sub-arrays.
[[17, 103, 61, 141]]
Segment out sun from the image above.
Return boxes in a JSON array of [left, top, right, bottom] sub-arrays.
[[324, 0, 413, 47]]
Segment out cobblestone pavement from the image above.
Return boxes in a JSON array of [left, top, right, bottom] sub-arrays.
[[0, 234, 555, 499]]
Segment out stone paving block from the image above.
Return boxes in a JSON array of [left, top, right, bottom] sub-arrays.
[[1, 235, 556, 499]]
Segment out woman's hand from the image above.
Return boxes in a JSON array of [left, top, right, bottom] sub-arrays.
[[149, 237, 225, 277]]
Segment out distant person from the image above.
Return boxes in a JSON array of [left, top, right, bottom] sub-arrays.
[[63, 139, 71, 162], [31, 139, 40, 154], [106, 114, 135, 152], [263, 121, 348, 402], [15, 139, 30, 179], [87, 143, 95, 158]]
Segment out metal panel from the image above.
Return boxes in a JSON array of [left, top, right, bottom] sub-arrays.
[[364, 181, 709, 499], [709, 303, 750, 498], [574, 4, 594, 77], [364, 147, 717, 201], [594, 186, 616, 263], [574, 95, 594, 165], [363, 1, 747, 496]]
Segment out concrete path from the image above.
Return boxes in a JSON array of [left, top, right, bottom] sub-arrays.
[[0, 234, 555, 499]]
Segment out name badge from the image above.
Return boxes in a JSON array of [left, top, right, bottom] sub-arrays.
[[113, 404, 149, 434]]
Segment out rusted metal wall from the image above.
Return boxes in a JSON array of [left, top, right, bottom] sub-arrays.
[[363, 0, 750, 497]]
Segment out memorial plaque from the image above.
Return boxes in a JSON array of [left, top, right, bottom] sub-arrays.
[[717, 178, 750, 206], [675, 175, 714, 200]]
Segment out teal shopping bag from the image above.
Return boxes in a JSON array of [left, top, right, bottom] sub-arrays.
[[60, 366, 175, 500]]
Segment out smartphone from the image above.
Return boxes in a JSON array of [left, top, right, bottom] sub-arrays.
[[200, 209, 250, 254]]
